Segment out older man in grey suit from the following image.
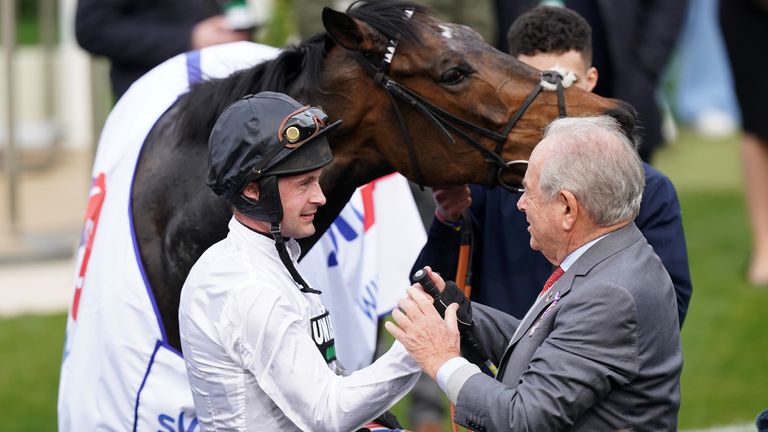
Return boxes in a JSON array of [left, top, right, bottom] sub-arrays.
[[387, 116, 683, 431]]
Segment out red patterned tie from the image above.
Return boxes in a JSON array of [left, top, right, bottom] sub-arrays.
[[540, 266, 564, 297]]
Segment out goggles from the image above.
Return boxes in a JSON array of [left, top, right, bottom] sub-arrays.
[[278, 105, 330, 149]]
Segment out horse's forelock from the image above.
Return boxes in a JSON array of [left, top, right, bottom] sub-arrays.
[[346, 0, 428, 44]]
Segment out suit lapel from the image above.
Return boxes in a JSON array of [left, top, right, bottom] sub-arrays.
[[509, 278, 573, 347], [496, 275, 574, 377]]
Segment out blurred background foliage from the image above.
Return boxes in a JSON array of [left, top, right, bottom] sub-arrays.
[[17, 0, 52, 45]]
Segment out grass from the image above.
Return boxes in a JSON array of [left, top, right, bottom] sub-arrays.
[[0, 312, 65, 431], [675, 190, 768, 426], [2, 130, 767, 430]]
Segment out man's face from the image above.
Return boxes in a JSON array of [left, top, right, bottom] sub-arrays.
[[277, 167, 326, 239], [518, 49, 597, 91], [516, 138, 563, 264]]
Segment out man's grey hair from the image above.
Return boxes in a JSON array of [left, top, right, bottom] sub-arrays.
[[538, 116, 644, 226]]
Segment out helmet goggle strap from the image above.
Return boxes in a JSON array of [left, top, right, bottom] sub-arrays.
[[278, 105, 329, 149], [269, 221, 321, 295]]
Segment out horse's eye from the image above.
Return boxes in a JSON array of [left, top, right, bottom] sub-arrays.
[[439, 67, 469, 85]]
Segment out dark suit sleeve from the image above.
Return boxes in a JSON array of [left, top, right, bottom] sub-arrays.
[[411, 186, 487, 281], [75, 0, 196, 69], [411, 217, 463, 280], [454, 286, 639, 431], [636, 166, 692, 327]]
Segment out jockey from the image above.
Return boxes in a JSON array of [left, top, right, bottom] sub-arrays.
[[178, 91, 419, 431]]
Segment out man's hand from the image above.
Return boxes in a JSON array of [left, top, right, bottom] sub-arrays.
[[191, 15, 250, 49], [385, 286, 461, 380], [433, 185, 471, 222]]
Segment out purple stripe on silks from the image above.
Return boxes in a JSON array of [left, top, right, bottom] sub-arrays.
[[186, 50, 202, 85], [128, 49, 205, 350], [162, 339, 184, 358], [132, 341, 194, 431], [132, 340, 162, 432], [130, 141, 168, 344]]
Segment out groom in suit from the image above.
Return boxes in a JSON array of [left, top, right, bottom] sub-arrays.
[[387, 116, 683, 431]]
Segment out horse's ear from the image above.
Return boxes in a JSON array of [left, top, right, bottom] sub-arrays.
[[322, 7, 381, 53]]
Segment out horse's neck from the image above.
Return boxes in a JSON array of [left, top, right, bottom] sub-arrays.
[[269, 50, 396, 252]]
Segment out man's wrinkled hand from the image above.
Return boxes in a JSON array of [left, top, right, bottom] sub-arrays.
[[385, 286, 461, 379]]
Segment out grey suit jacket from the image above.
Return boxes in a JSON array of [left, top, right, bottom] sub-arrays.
[[450, 222, 682, 431]]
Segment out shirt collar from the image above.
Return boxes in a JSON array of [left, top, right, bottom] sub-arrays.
[[228, 216, 302, 260], [560, 232, 609, 271]]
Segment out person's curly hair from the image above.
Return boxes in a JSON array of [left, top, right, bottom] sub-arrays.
[[507, 6, 593, 65]]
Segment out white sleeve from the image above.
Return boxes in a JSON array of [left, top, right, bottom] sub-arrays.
[[222, 287, 421, 431]]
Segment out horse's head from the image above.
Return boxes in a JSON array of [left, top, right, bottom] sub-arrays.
[[318, 1, 635, 190]]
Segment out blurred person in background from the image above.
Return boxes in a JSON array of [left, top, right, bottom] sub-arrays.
[[75, 0, 251, 99], [492, 0, 688, 162], [413, 5, 692, 330], [672, 0, 738, 138], [720, 0, 768, 286], [291, 0, 494, 43]]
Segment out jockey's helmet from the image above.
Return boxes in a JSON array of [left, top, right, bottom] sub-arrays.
[[207, 91, 341, 224]]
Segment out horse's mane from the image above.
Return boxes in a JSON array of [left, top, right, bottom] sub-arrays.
[[176, 0, 426, 145]]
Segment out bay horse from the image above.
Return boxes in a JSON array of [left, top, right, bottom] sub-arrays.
[[132, 0, 634, 350]]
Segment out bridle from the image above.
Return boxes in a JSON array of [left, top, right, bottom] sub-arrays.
[[347, 11, 568, 192]]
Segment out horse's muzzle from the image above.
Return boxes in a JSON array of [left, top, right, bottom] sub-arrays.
[[604, 100, 637, 143]]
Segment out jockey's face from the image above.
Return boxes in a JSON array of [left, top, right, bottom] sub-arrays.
[[277, 168, 326, 239]]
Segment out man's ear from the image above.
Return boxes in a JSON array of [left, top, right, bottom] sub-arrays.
[[242, 182, 260, 201], [322, 7, 383, 53], [560, 190, 579, 231], [585, 66, 598, 92]]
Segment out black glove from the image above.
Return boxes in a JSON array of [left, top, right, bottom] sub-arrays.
[[355, 410, 403, 431], [436, 280, 473, 329], [429, 281, 490, 371], [422, 279, 473, 334]]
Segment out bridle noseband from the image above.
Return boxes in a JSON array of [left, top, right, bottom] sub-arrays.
[[347, 12, 569, 192]]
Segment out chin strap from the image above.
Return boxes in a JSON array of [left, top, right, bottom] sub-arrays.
[[270, 222, 321, 294]]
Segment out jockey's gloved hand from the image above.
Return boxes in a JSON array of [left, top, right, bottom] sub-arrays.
[[355, 410, 404, 431]]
